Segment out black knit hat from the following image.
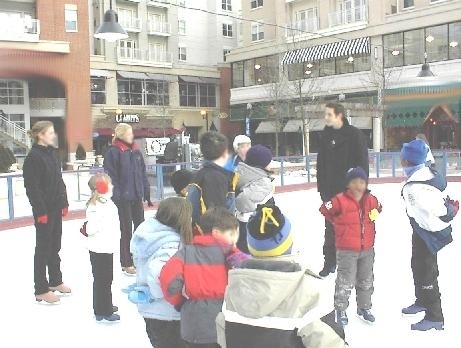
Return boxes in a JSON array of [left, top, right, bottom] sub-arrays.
[[171, 169, 193, 195]]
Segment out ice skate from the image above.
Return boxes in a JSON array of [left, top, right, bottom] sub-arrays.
[[95, 313, 120, 322], [122, 266, 136, 276], [112, 305, 118, 313], [336, 310, 348, 326], [49, 283, 72, 294], [402, 303, 426, 316], [35, 291, 60, 304], [411, 319, 444, 331], [319, 264, 336, 278], [357, 309, 375, 324]]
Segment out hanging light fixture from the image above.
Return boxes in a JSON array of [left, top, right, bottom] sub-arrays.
[[94, 0, 128, 42], [417, 52, 435, 77]]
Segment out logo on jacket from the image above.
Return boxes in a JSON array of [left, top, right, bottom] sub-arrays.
[[325, 201, 333, 210]]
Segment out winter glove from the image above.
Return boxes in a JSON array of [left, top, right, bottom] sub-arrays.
[[79, 221, 88, 237], [37, 215, 48, 224], [146, 200, 154, 207], [62, 207, 68, 217], [369, 208, 380, 222], [441, 196, 459, 222]]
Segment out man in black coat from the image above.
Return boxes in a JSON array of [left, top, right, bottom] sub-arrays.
[[317, 103, 369, 277]]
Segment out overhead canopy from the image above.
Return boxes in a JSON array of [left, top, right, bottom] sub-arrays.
[[281, 37, 370, 65], [117, 71, 148, 79], [90, 69, 111, 78], [283, 119, 302, 133], [255, 121, 279, 134], [179, 76, 203, 83], [146, 73, 177, 82], [200, 77, 219, 84]]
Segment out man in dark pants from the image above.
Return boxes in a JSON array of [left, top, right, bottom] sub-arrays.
[[316, 103, 369, 277]]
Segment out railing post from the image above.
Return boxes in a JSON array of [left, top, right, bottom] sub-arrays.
[[7, 176, 14, 221], [305, 155, 311, 184], [376, 152, 380, 178], [442, 151, 448, 178], [156, 164, 163, 200], [280, 159, 285, 187], [77, 166, 82, 201], [391, 152, 396, 178]]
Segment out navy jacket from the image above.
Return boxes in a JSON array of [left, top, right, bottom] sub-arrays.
[[104, 139, 150, 202], [193, 161, 232, 209], [23, 144, 68, 216]]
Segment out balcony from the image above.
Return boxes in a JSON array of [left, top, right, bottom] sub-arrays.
[[328, 5, 368, 27], [117, 47, 172, 68], [30, 98, 66, 118], [147, 20, 171, 36], [0, 18, 40, 42], [147, 0, 170, 8], [285, 18, 319, 38], [118, 17, 142, 32]]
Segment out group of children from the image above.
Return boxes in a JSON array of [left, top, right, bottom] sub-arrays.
[[80, 132, 458, 347]]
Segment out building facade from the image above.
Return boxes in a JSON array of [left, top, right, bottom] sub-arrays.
[[0, 0, 91, 162], [227, 0, 461, 153], [89, 0, 242, 155]]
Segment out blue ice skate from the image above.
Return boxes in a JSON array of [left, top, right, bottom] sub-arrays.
[[336, 310, 348, 326], [357, 309, 375, 324], [402, 303, 427, 315], [411, 319, 444, 331]]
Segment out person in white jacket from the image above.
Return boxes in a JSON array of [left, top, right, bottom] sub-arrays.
[[400, 139, 458, 332], [83, 173, 121, 322]]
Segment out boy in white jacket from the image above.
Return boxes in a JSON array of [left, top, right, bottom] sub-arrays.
[[82, 173, 121, 322], [400, 140, 458, 331]]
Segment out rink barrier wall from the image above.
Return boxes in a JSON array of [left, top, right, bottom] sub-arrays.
[[2, 151, 461, 230]]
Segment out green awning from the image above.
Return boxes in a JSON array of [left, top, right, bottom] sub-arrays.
[[386, 102, 461, 128]]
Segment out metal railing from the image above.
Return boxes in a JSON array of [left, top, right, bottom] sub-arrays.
[[30, 98, 66, 111], [285, 18, 319, 36], [147, 20, 171, 35], [117, 47, 172, 63], [2, 152, 460, 222], [328, 5, 368, 27], [0, 113, 31, 149], [0, 18, 40, 38], [118, 17, 142, 31]]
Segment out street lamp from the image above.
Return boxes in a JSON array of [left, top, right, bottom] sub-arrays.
[[94, 0, 128, 42], [417, 52, 435, 77], [200, 110, 209, 131]]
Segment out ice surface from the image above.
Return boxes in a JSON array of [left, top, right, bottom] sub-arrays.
[[1, 184, 459, 347]]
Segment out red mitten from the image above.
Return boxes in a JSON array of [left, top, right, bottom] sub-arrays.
[[62, 207, 69, 217], [95, 180, 109, 194], [450, 199, 459, 216], [37, 215, 48, 224]]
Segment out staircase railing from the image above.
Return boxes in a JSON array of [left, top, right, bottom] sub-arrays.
[[0, 113, 31, 149]]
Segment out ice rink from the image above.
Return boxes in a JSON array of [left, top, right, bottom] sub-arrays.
[[1, 183, 459, 347]]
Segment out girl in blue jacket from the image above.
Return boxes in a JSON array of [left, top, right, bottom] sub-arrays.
[[130, 197, 192, 348]]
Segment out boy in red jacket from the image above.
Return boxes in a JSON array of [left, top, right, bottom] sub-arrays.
[[160, 207, 248, 348], [320, 167, 382, 327]]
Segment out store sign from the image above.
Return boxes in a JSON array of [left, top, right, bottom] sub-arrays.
[[115, 113, 140, 123], [145, 137, 171, 156]]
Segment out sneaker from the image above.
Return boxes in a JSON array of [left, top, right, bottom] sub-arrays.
[[122, 267, 136, 276], [357, 309, 375, 324], [49, 283, 72, 294], [35, 291, 60, 304], [411, 319, 444, 331], [402, 303, 427, 316], [112, 306, 118, 313], [95, 313, 120, 322], [336, 310, 348, 326], [319, 265, 336, 278]]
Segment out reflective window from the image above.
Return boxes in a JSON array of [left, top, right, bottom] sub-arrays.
[[449, 22, 461, 59], [319, 59, 335, 77], [384, 32, 404, 68], [0, 80, 24, 105], [199, 84, 216, 107], [232, 61, 244, 88], [425, 24, 448, 62], [404, 29, 425, 65], [91, 78, 106, 104]]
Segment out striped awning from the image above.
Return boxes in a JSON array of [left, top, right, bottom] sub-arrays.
[[281, 37, 370, 65]]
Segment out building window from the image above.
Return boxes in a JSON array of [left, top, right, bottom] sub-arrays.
[[119, 40, 138, 59], [295, 8, 318, 32], [178, 20, 186, 35], [223, 24, 233, 37], [403, 0, 414, 8], [64, 5, 78, 32], [251, 23, 264, 42], [118, 79, 143, 105], [0, 80, 24, 105], [222, 0, 232, 11], [404, 28, 425, 65], [199, 84, 216, 107], [232, 61, 244, 87], [223, 49, 231, 62], [449, 22, 461, 59], [8, 113, 25, 129], [251, 0, 263, 9], [384, 32, 404, 68], [178, 46, 187, 61], [179, 83, 197, 107], [426, 24, 448, 62], [146, 80, 169, 106], [91, 78, 106, 104], [319, 59, 335, 77], [336, 57, 355, 75], [117, 79, 169, 106], [353, 54, 371, 72]]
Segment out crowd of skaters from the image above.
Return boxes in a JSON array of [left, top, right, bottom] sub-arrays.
[[22, 102, 458, 348]]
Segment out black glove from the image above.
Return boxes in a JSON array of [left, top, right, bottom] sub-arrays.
[[147, 200, 154, 207]]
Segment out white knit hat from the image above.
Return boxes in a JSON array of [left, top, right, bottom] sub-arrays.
[[233, 135, 251, 152]]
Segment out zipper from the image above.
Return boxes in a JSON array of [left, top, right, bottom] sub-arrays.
[[359, 206, 365, 251]]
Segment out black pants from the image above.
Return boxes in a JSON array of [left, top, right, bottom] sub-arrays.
[[89, 251, 113, 316], [237, 221, 249, 254], [323, 219, 336, 268], [144, 318, 186, 348], [34, 209, 63, 295], [411, 232, 444, 322], [117, 199, 144, 267]]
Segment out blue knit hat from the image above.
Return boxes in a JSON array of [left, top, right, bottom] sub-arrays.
[[346, 167, 368, 183], [247, 205, 293, 257], [245, 145, 273, 169], [401, 139, 428, 165]]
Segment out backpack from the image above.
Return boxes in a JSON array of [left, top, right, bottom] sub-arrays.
[[186, 172, 240, 233]]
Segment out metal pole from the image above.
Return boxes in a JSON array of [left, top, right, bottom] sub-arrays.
[[7, 176, 14, 221], [391, 152, 396, 178], [77, 165, 81, 201], [280, 160, 285, 187]]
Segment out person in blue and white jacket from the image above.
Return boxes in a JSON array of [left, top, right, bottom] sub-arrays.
[[401, 139, 459, 332], [130, 197, 192, 348]]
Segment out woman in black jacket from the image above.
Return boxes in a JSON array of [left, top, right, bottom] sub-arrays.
[[23, 121, 70, 304], [104, 123, 151, 276]]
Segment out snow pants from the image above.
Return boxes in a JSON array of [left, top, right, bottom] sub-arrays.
[[323, 220, 336, 268], [411, 232, 444, 322], [335, 248, 375, 311], [144, 318, 185, 348], [116, 199, 144, 268]]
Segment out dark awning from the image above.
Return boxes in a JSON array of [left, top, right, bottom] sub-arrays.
[[133, 127, 181, 138], [200, 77, 219, 84], [94, 128, 114, 137], [117, 71, 148, 79], [282, 37, 370, 65], [146, 73, 177, 82], [179, 76, 203, 83]]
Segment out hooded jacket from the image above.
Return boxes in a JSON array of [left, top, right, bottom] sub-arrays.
[[130, 218, 181, 320], [317, 121, 369, 202], [193, 161, 233, 209], [103, 139, 150, 202], [235, 162, 274, 222], [402, 166, 454, 254], [23, 144, 68, 216], [216, 258, 346, 348]]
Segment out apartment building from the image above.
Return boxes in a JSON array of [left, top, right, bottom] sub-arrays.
[[89, 0, 241, 154], [0, 0, 91, 162], [227, 0, 461, 153]]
